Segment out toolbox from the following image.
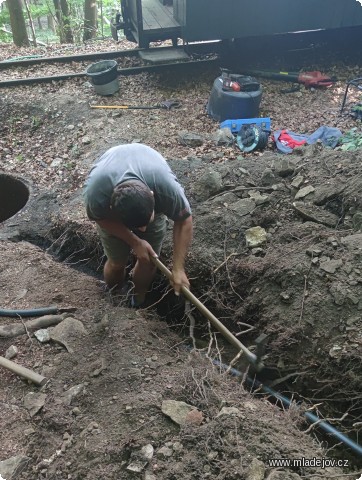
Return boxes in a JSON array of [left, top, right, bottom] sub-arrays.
[[220, 117, 271, 134]]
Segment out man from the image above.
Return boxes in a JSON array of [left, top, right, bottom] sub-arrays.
[[83, 143, 192, 307]]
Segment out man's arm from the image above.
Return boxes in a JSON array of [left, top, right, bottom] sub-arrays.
[[172, 215, 193, 294], [96, 218, 157, 263]]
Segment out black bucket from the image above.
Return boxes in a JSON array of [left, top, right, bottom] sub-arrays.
[[86, 60, 119, 95]]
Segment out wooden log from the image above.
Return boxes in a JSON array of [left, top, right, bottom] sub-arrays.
[[0, 356, 47, 386], [0, 313, 67, 338]]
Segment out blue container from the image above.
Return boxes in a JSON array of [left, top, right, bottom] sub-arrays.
[[207, 75, 262, 122]]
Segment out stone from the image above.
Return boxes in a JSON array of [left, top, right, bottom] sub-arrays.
[[229, 198, 256, 216], [216, 406, 244, 417], [341, 234, 362, 254], [273, 157, 297, 177], [194, 170, 223, 201], [294, 185, 315, 200], [313, 183, 344, 206], [61, 384, 84, 406], [291, 174, 304, 188], [319, 259, 343, 274], [5, 345, 18, 360], [24, 392, 47, 417], [0, 455, 30, 479], [292, 202, 339, 228], [49, 317, 88, 353], [34, 329, 51, 343], [352, 212, 362, 231], [157, 446, 173, 458], [185, 409, 204, 425], [245, 226, 267, 248], [260, 168, 276, 186], [212, 127, 235, 146], [161, 400, 202, 426], [246, 457, 265, 480], [248, 190, 269, 205], [178, 131, 204, 147]]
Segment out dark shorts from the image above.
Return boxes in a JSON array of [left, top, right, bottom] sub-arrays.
[[96, 213, 168, 264]]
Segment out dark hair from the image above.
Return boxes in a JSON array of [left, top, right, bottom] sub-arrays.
[[110, 180, 154, 228]]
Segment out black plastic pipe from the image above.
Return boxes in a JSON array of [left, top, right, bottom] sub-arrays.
[[212, 358, 362, 458], [0, 306, 59, 317], [0, 58, 218, 88]]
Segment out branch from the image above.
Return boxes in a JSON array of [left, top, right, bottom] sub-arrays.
[[0, 313, 68, 338]]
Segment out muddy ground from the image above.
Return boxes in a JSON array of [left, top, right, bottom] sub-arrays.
[[1, 38, 362, 479]]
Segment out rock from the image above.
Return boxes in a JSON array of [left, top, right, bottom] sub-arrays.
[[260, 168, 276, 186], [161, 400, 202, 426], [341, 233, 362, 254], [291, 174, 304, 188], [34, 329, 51, 343], [0, 455, 30, 479], [211, 128, 234, 146], [24, 392, 47, 417], [294, 185, 315, 200], [216, 406, 244, 417], [81, 136, 91, 145], [267, 472, 302, 480], [248, 190, 269, 205], [319, 259, 343, 274], [313, 183, 344, 206], [245, 226, 267, 248], [194, 170, 223, 200], [246, 457, 265, 480], [329, 282, 348, 305], [178, 131, 204, 147], [306, 247, 322, 257], [50, 157, 62, 168], [185, 409, 204, 425], [229, 198, 256, 216], [273, 157, 297, 177], [157, 446, 173, 458], [61, 383, 84, 406], [145, 473, 157, 480], [292, 202, 339, 228], [352, 212, 362, 231], [49, 317, 88, 353], [5, 345, 18, 360], [126, 444, 154, 473]]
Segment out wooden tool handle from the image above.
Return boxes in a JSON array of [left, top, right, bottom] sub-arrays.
[[150, 257, 261, 369]]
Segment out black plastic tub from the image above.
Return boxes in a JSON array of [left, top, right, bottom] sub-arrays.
[[86, 60, 119, 95]]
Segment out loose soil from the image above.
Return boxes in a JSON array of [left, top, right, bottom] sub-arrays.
[[0, 37, 362, 479]]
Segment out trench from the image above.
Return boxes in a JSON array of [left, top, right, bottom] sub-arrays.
[[1, 176, 361, 467]]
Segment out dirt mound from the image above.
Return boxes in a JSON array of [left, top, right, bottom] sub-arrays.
[[0, 241, 349, 479]]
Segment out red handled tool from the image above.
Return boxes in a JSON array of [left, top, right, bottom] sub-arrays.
[[242, 70, 336, 88]]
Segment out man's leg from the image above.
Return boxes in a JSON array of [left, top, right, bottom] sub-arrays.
[[132, 260, 157, 305], [96, 224, 130, 289], [132, 214, 167, 305], [104, 259, 126, 289]]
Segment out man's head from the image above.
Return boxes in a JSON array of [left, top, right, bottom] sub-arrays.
[[110, 180, 155, 230]]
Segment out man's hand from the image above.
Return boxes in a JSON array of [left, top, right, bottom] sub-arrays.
[[132, 238, 157, 264], [172, 268, 190, 295]]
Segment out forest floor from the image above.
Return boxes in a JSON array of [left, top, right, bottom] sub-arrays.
[[0, 37, 362, 480]]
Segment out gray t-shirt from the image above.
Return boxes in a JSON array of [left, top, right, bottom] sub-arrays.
[[84, 144, 191, 222]]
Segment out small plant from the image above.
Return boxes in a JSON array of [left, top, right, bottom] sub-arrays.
[[31, 115, 42, 129], [338, 127, 362, 151]]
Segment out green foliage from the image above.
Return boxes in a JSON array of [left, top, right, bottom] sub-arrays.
[[338, 128, 362, 151], [0, 0, 121, 44]]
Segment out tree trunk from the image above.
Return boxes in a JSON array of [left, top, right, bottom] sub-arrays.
[[24, 0, 37, 46], [6, 0, 30, 46], [83, 0, 97, 41], [60, 0, 73, 43], [48, 14, 55, 32], [53, 0, 73, 43]]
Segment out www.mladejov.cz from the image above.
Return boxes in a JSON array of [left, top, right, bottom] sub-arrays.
[[268, 457, 349, 468]]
